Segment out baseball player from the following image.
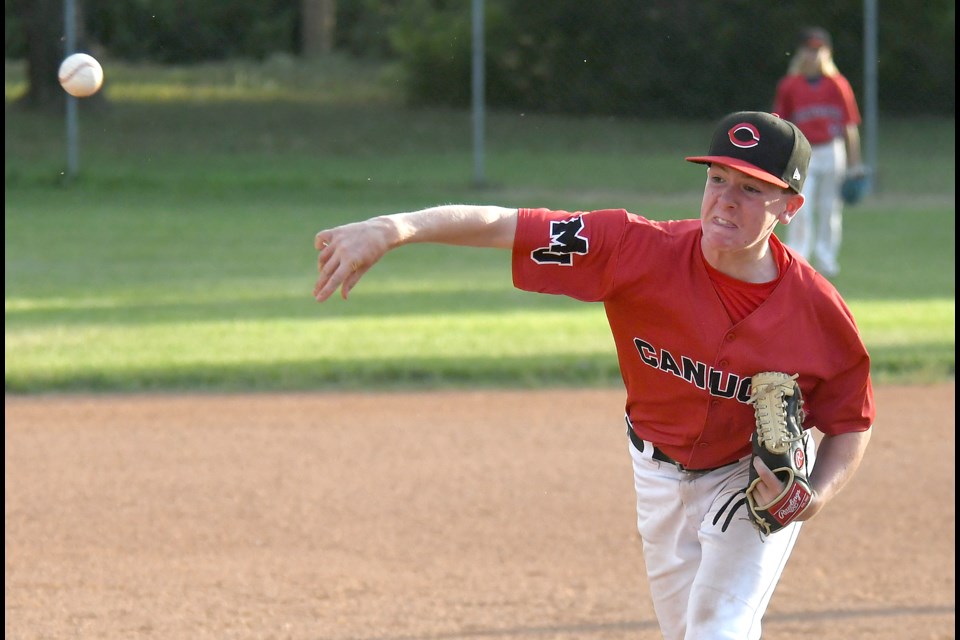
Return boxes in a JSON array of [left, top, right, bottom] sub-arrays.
[[774, 26, 864, 277], [313, 111, 875, 639]]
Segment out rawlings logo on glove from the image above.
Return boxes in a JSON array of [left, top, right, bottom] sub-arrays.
[[744, 372, 813, 536]]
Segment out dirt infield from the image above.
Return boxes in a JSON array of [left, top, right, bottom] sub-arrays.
[[5, 384, 955, 640]]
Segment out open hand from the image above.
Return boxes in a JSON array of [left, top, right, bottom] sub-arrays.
[[313, 218, 393, 301]]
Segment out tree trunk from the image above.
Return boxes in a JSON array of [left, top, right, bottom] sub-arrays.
[[301, 0, 336, 58], [14, 0, 63, 110], [14, 0, 104, 111]]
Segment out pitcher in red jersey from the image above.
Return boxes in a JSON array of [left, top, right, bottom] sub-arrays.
[[313, 111, 875, 640]]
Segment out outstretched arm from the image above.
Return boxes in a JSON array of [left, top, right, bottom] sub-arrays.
[[313, 205, 519, 301]]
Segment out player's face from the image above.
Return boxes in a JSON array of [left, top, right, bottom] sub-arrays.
[[797, 44, 828, 75], [699, 165, 799, 257]]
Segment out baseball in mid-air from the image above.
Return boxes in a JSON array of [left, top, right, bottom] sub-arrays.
[[58, 53, 104, 98]]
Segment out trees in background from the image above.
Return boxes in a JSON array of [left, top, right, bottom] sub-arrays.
[[10, 0, 93, 109], [6, 0, 954, 117], [301, 0, 336, 58]]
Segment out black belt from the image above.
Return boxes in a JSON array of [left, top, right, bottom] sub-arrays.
[[627, 426, 735, 474]]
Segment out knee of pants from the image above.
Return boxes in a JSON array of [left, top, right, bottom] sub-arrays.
[[685, 585, 763, 640]]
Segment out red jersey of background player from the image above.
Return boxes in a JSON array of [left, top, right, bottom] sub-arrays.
[[512, 207, 874, 470], [774, 74, 861, 145]]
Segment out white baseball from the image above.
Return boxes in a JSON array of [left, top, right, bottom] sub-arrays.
[[58, 53, 104, 98]]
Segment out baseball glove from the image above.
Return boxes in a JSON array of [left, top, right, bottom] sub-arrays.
[[744, 372, 813, 536], [841, 169, 870, 205]]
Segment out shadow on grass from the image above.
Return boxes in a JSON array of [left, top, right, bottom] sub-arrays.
[[3, 288, 582, 326], [4, 345, 953, 394]]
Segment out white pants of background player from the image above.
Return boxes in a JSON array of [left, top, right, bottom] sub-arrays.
[[629, 432, 816, 640], [786, 137, 848, 276]]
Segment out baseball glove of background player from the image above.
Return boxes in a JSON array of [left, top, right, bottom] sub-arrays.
[[745, 372, 813, 535], [841, 168, 870, 205]]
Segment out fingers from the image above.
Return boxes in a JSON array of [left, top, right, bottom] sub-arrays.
[[313, 231, 369, 302], [314, 235, 339, 301], [314, 258, 350, 301], [751, 457, 786, 505], [752, 456, 771, 476], [752, 456, 779, 486], [314, 232, 331, 251], [339, 262, 367, 300]]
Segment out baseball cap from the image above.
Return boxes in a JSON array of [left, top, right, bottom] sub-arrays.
[[685, 111, 812, 193], [799, 26, 831, 49]]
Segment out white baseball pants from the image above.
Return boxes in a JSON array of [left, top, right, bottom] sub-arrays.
[[628, 433, 815, 639], [786, 137, 848, 276]]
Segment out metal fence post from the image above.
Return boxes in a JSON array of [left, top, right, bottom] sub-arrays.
[[471, 0, 486, 188], [64, 0, 79, 181]]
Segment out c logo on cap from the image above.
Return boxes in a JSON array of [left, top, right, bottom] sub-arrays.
[[728, 123, 760, 149]]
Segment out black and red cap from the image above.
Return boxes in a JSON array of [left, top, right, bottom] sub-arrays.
[[799, 26, 832, 49], [685, 111, 812, 193]]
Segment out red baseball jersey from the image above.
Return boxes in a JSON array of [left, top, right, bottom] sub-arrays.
[[512, 207, 875, 469], [774, 73, 861, 145]]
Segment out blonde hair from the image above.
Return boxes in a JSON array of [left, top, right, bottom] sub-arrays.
[[787, 46, 840, 77]]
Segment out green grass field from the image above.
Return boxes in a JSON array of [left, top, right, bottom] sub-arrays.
[[4, 58, 955, 393]]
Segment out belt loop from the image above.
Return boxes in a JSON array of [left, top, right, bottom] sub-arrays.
[[627, 426, 662, 465], [626, 418, 645, 454], [625, 416, 639, 449]]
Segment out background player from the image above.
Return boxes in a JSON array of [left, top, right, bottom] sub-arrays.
[[774, 26, 864, 277], [312, 111, 875, 639]]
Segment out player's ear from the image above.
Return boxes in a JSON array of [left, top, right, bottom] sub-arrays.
[[780, 192, 805, 224]]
